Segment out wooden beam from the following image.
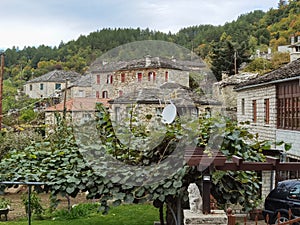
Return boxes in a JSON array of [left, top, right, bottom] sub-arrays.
[[266, 156, 280, 166], [232, 155, 243, 166]]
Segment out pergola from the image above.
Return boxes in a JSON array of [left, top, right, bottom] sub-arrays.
[[184, 147, 300, 214]]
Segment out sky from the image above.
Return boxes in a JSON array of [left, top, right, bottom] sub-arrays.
[[0, 0, 278, 50]]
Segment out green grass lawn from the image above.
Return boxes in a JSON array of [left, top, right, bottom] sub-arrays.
[[1, 203, 159, 225]]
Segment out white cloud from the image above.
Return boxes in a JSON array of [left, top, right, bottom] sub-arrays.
[[0, 0, 278, 49]]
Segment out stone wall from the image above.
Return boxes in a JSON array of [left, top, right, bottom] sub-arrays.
[[24, 81, 66, 99], [237, 85, 277, 143], [261, 171, 276, 200], [92, 68, 189, 100], [183, 210, 227, 225]]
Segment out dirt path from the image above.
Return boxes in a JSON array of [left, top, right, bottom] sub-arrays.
[[2, 189, 90, 221]]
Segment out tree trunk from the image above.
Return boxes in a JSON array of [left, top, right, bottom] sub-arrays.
[[159, 205, 165, 225], [166, 196, 183, 225]]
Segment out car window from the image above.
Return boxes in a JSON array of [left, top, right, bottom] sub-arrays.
[[288, 184, 300, 200]]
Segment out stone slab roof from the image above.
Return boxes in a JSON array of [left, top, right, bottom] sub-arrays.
[[216, 73, 258, 88], [27, 70, 81, 83], [235, 58, 300, 91], [72, 73, 93, 87], [88, 56, 206, 73], [110, 82, 220, 106]]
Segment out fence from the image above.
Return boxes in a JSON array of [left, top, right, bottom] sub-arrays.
[[227, 209, 300, 225]]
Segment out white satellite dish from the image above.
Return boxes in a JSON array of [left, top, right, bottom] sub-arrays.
[[161, 102, 177, 124]]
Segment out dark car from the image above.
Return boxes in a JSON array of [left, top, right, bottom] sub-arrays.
[[263, 179, 300, 224]]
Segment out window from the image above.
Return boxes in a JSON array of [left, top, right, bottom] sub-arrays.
[[96, 75, 101, 84], [40, 83, 44, 90], [241, 98, 245, 115], [121, 73, 125, 83], [55, 83, 61, 90], [119, 90, 123, 96], [137, 72, 143, 82], [148, 72, 156, 81], [165, 71, 169, 82], [277, 80, 300, 130], [96, 91, 100, 98], [78, 90, 84, 97], [264, 99, 270, 124], [107, 75, 113, 84], [29, 84, 32, 91], [102, 91, 108, 98], [115, 107, 120, 121], [288, 184, 300, 200], [252, 100, 257, 123]]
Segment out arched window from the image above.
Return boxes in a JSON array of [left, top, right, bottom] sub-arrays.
[[148, 72, 156, 81], [107, 75, 113, 84], [96, 91, 100, 98], [119, 90, 123, 96], [102, 91, 108, 98], [165, 71, 169, 82]]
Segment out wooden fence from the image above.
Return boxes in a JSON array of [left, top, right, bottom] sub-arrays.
[[227, 209, 300, 225]]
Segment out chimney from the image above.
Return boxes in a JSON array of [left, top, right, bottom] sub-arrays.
[[291, 36, 295, 45]]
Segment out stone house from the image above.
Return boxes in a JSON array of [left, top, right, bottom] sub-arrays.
[[23, 69, 81, 99], [234, 58, 300, 197], [64, 73, 93, 100], [89, 56, 206, 100], [289, 34, 300, 62], [89, 56, 221, 129], [213, 73, 258, 120], [44, 97, 110, 130], [235, 58, 300, 159], [109, 82, 220, 126]]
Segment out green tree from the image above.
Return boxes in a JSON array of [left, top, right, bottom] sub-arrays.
[[210, 33, 249, 80]]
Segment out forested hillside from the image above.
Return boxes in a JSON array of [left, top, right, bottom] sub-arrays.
[[0, 0, 299, 116]]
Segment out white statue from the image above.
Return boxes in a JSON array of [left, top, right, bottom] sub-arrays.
[[187, 183, 203, 214]]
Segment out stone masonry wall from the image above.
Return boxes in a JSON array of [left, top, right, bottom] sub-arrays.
[[237, 85, 277, 196], [24, 81, 66, 99], [92, 68, 189, 100], [237, 85, 277, 143]]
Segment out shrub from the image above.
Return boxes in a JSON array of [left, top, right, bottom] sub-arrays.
[[22, 191, 44, 218], [0, 197, 10, 209], [52, 203, 99, 220]]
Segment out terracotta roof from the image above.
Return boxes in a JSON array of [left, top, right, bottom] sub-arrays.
[[27, 70, 81, 83], [235, 58, 300, 90], [45, 98, 110, 112]]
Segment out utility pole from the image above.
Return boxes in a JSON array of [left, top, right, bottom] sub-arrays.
[[0, 54, 4, 131], [63, 78, 68, 119], [234, 50, 237, 75]]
